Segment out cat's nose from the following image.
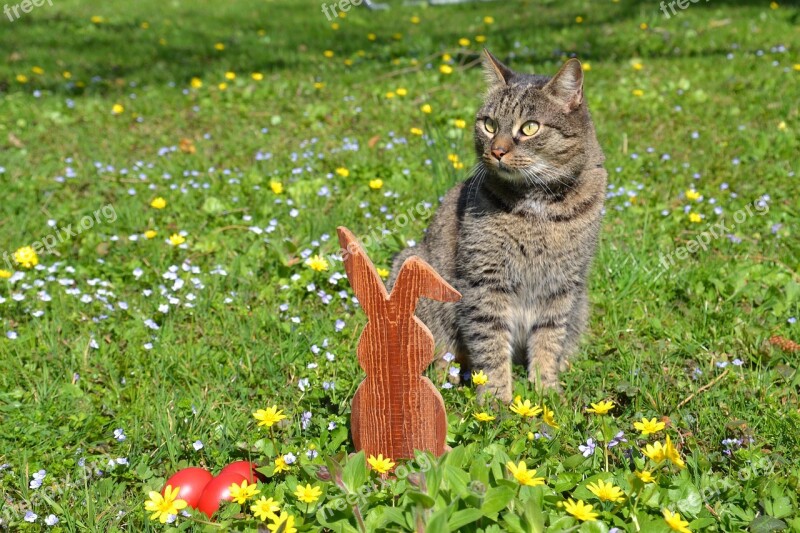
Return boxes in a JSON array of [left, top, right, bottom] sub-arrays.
[[491, 147, 508, 160]]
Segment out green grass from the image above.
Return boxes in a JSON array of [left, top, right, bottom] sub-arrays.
[[1, 0, 799, 531]]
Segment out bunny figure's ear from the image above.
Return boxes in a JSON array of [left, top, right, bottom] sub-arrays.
[[337, 227, 389, 317], [391, 256, 461, 315]]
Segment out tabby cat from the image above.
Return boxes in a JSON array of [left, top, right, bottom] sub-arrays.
[[389, 51, 607, 402]]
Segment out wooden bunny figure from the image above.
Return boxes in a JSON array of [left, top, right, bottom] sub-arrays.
[[337, 227, 461, 460]]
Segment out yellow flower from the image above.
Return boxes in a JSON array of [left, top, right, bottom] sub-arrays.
[[294, 483, 322, 504], [14, 246, 38, 269], [632, 89, 644, 97], [225, 71, 236, 80], [314, 82, 325, 90], [369, 179, 383, 190], [392, 32, 402, 40], [642, 441, 667, 462], [410, 15, 420, 24], [770, 1, 779, 9], [90, 15, 104, 23], [229, 479, 260, 504], [140, 21, 149, 29], [251, 496, 280, 521], [252, 72, 264, 81], [453, 119, 467, 129], [409, 127, 423, 136], [510, 396, 543, 418], [664, 436, 686, 469], [634, 417, 666, 436], [168, 234, 186, 246], [144, 230, 157, 240], [586, 479, 625, 502], [447, 153, 459, 162], [473, 412, 496, 422], [506, 461, 545, 486], [111, 103, 124, 115], [632, 61, 644, 71], [685, 189, 701, 201], [274, 456, 289, 473], [270, 180, 284, 194], [323, 50, 335, 58], [144, 485, 188, 524], [564, 499, 599, 522], [218, 82, 228, 91], [453, 161, 464, 170], [376, 267, 389, 278], [778, 121, 787, 130], [62, 71, 72, 79], [793, 64, 800, 71], [458, 37, 470, 47], [335, 167, 350, 177], [385, 91, 396, 99], [268, 512, 297, 533], [439, 64, 453, 75], [471, 370, 488, 386], [150, 197, 167, 209], [663, 509, 692, 532], [0, 270, 11, 279], [214, 42, 225, 51], [636, 470, 656, 483], [586, 400, 614, 415], [31, 66, 44, 75], [527, 431, 535, 440], [442, 53, 452, 62], [576, 16, 584, 23], [331, 22, 340, 30], [484, 15, 495, 24], [367, 454, 396, 474], [688, 212, 702, 223], [306, 255, 329, 272], [253, 406, 288, 428], [16, 74, 28, 83], [367, 33, 377, 41], [640, 22, 648, 30], [582, 62, 592, 71], [542, 405, 559, 429], [190, 77, 203, 88], [475, 35, 487, 43], [396, 87, 407, 96], [344, 59, 353, 66]]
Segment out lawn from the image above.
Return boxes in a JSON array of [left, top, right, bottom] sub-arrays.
[[1, 0, 799, 531]]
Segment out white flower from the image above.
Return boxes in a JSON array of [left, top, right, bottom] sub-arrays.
[[44, 514, 59, 526], [24, 511, 37, 523], [192, 440, 203, 451]]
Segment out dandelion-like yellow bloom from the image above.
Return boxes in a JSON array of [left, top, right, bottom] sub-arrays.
[[663, 509, 692, 532], [225, 71, 236, 80], [218, 82, 228, 91], [168, 234, 186, 246], [294, 483, 322, 504], [190, 77, 203, 89], [144, 485, 188, 524], [475, 35, 486, 43], [506, 461, 545, 486], [632, 89, 644, 97], [685, 190, 701, 201], [636, 470, 656, 483], [575, 16, 584, 23], [642, 440, 667, 463], [270, 181, 284, 194], [335, 167, 350, 177], [458, 38, 470, 47], [410, 15, 420, 24], [794, 64, 800, 71], [586, 479, 625, 502], [62, 71, 72, 79], [640, 22, 648, 29], [688, 212, 702, 223], [369, 179, 383, 190], [376, 267, 389, 279], [509, 396, 542, 418], [396, 87, 407, 96], [563, 499, 599, 521], [453, 119, 467, 129], [367, 33, 377, 41], [471, 370, 488, 386], [664, 436, 686, 469], [453, 161, 464, 170], [252, 73, 264, 81], [16, 74, 28, 83], [253, 405, 288, 428], [251, 496, 280, 521], [314, 82, 325, 90], [410, 127, 424, 136], [14, 246, 38, 269], [31, 66, 44, 75], [144, 230, 157, 240], [273, 456, 289, 473], [214, 42, 225, 51], [586, 400, 614, 415], [473, 412, 496, 422], [323, 50, 334, 58], [770, 1, 779, 9], [634, 417, 666, 436], [306, 255, 329, 272], [542, 405, 559, 429], [385, 91, 396, 99], [582, 62, 592, 71], [439, 64, 453, 75], [632, 61, 644, 71], [0, 270, 11, 279], [150, 197, 167, 209], [112, 103, 124, 114], [90, 15, 104, 23], [483, 15, 494, 24], [267, 512, 297, 533], [229, 479, 260, 504], [367, 454, 396, 474]]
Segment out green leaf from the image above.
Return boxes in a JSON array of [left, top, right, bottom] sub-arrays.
[[750, 516, 787, 533], [406, 490, 436, 509], [341, 451, 367, 493], [481, 485, 516, 516], [447, 508, 483, 529], [426, 508, 451, 533], [667, 477, 703, 516]]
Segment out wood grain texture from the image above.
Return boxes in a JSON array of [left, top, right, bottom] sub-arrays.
[[337, 226, 461, 461]]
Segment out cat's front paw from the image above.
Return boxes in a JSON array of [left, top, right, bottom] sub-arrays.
[[529, 374, 563, 394], [476, 383, 513, 405]]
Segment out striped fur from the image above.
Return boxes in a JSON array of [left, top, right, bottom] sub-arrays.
[[389, 53, 607, 402]]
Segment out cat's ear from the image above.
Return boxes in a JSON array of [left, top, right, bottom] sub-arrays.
[[482, 49, 514, 87], [543, 58, 584, 111]]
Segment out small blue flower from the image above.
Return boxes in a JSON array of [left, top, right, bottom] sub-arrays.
[[579, 438, 596, 458]]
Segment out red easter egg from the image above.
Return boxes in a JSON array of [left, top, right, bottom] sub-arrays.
[[163, 467, 213, 508], [196, 471, 247, 518], [219, 461, 262, 482]]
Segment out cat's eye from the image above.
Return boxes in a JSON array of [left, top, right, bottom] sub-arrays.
[[520, 121, 540, 136], [483, 118, 497, 134]]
